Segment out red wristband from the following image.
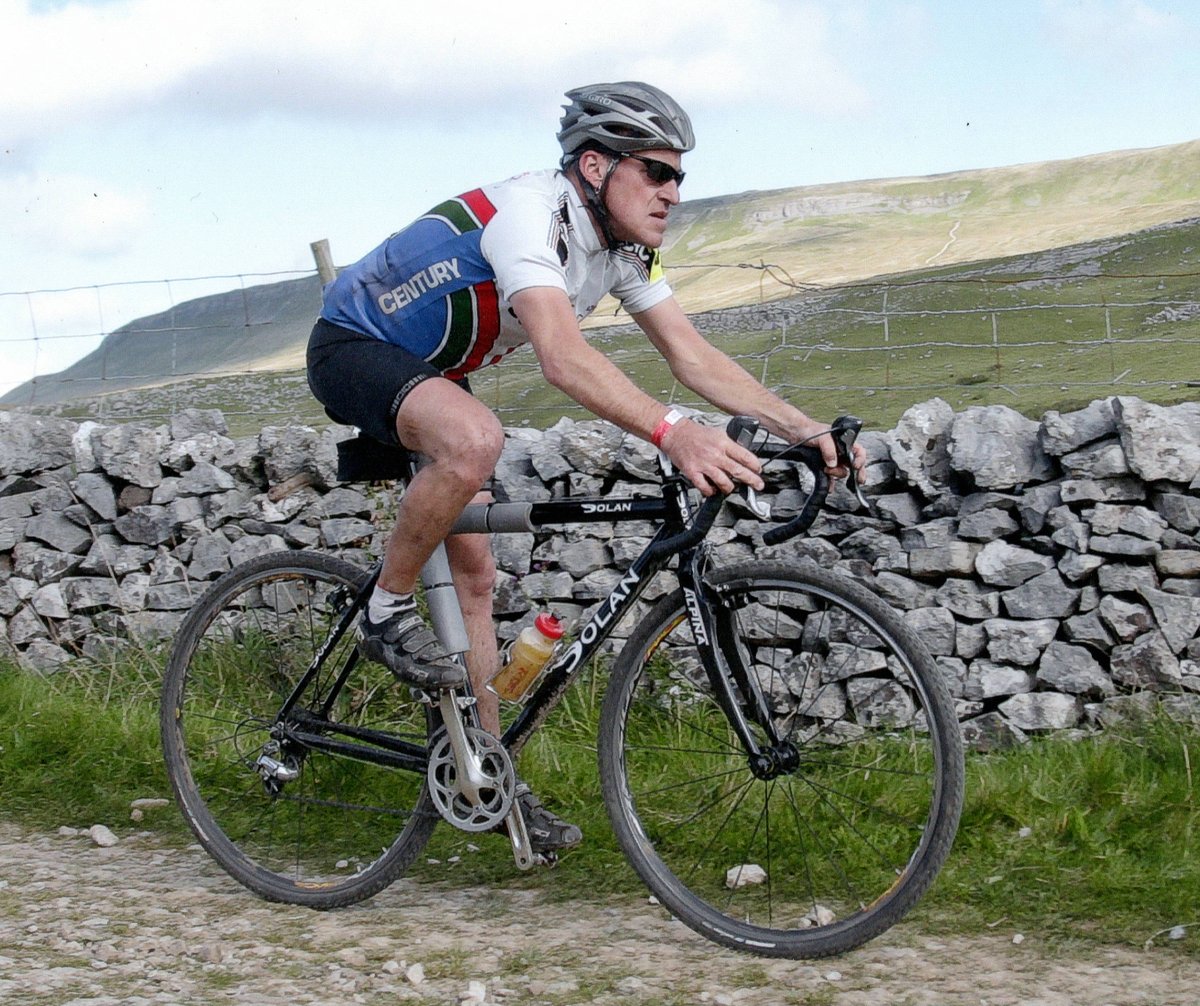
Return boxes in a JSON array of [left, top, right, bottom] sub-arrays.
[[651, 408, 684, 448]]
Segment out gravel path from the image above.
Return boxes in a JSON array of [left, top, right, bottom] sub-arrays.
[[1, 822, 1197, 1006]]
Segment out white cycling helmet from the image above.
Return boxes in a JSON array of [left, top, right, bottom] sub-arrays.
[[558, 81, 695, 159]]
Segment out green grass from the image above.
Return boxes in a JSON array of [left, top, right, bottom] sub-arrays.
[[0, 656, 172, 825], [2, 656, 1198, 954], [936, 718, 1200, 945]]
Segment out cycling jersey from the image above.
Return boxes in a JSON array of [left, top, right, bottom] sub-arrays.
[[320, 170, 673, 379]]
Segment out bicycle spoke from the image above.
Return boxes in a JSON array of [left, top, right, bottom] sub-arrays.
[[632, 763, 751, 802], [679, 775, 757, 887], [717, 780, 770, 915], [163, 552, 438, 906], [780, 776, 866, 912], [602, 559, 963, 957]]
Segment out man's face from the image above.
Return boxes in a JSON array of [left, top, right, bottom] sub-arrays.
[[601, 150, 683, 248]]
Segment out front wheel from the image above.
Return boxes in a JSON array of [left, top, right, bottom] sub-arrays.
[[161, 550, 439, 908], [599, 560, 964, 958]]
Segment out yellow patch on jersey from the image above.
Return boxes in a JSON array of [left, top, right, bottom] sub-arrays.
[[648, 249, 665, 283]]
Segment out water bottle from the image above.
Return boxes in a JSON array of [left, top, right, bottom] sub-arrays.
[[490, 613, 564, 701]]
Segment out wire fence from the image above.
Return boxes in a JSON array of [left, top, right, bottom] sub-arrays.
[[1, 259, 1198, 432]]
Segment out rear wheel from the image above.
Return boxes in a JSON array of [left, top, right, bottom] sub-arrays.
[[161, 550, 438, 907], [599, 560, 963, 958]]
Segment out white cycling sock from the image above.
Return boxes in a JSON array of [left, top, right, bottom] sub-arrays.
[[367, 586, 416, 624]]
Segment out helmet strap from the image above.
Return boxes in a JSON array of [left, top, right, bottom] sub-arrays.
[[570, 154, 624, 250]]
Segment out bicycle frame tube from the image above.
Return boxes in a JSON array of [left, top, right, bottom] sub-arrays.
[[491, 480, 770, 761], [450, 496, 672, 534], [271, 477, 772, 770], [500, 522, 674, 755], [277, 560, 382, 723]]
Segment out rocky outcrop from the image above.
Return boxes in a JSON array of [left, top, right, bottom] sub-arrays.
[[1, 397, 1198, 746]]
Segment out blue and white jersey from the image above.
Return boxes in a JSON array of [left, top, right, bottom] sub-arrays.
[[320, 170, 673, 378]]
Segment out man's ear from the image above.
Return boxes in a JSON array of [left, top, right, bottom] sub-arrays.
[[576, 149, 611, 187]]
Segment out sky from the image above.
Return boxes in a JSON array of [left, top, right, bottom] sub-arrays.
[[2, 0, 1199, 398]]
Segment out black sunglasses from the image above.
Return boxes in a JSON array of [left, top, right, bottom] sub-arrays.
[[621, 153, 686, 188]]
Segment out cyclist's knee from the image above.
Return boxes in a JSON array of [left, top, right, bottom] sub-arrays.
[[459, 414, 505, 478], [435, 419, 502, 494], [399, 388, 503, 491]]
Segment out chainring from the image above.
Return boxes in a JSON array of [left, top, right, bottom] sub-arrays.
[[426, 725, 516, 832]]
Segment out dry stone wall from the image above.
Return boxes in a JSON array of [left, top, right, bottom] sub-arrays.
[[2, 397, 1199, 748]]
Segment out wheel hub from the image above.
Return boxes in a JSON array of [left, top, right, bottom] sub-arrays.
[[749, 741, 801, 780]]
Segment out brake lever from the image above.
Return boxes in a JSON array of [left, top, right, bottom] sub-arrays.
[[744, 487, 772, 520], [724, 416, 773, 520], [831, 415, 871, 514]]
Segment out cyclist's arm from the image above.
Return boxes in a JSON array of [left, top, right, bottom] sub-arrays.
[[633, 296, 862, 477], [510, 286, 763, 495]]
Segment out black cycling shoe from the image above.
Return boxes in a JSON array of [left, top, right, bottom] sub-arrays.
[[498, 782, 582, 855], [357, 607, 467, 690]]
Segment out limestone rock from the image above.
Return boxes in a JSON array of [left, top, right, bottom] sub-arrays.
[[1002, 570, 1080, 620], [1040, 399, 1117, 456], [25, 513, 92, 555], [961, 711, 1028, 751], [73, 473, 118, 521], [1036, 641, 1115, 697], [975, 541, 1054, 587], [949, 406, 1056, 490], [1138, 586, 1200, 654], [1110, 631, 1182, 690], [983, 618, 1057, 666], [889, 398, 955, 497], [1059, 439, 1130, 479], [1113, 397, 1200, 483], [999, 692, 1080, 731], [0, 412, 78, 476], [93, 424, 166, 488]]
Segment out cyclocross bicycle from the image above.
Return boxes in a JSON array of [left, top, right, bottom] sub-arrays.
[[160, 415, 964, 959]]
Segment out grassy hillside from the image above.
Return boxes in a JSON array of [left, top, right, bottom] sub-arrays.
[[469, 216, 1200, 432], [23, 216, 1198, 438], [3, 139, 1198, 426], [656, 139, 1200, 312]]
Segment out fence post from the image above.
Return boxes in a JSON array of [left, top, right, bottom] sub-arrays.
[[1105, 306, 1115, 380], [882, 287, 891, 387], [992, 312, 1000, 378], [310, 239, 337, 286]]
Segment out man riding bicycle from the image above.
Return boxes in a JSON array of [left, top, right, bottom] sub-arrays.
[[307, 81, 864, 856]]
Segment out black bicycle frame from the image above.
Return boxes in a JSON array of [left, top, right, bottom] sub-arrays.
[[275, 475, 778, 772], [452, 476, 778, 761]]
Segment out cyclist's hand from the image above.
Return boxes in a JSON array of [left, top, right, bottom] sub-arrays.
[[661, 419, 764, 497], [794, 418, 868, 485]]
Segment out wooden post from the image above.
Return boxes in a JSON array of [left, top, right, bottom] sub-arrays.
[[310, 239, 336, 285]]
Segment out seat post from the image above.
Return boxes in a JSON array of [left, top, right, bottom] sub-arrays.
[[419, 543, 470, 656]]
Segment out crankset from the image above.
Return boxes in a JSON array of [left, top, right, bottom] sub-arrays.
[[426, 722, 516, 832]]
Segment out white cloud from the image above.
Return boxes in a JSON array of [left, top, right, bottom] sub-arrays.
[[1, 0, 871, 149]]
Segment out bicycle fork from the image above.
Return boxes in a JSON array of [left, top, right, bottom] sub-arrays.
[[680, 549, 786, 774]]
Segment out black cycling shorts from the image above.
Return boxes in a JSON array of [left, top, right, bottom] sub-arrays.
[[306, 318, 469, 446]]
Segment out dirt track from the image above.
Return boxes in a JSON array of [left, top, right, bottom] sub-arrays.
[[1, 822, 1197, 1006]]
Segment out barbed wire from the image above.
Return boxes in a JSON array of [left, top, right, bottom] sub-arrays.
[[1, 262, 1197, 427]]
